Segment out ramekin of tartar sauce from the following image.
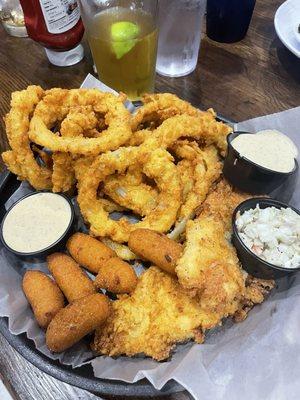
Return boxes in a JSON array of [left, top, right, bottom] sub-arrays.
[[232, 197, 300, 280], [223, 130, 298, 202], [0, 192, 74, 258]]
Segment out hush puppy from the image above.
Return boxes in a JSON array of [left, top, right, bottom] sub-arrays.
[[22, 270, 64, 329], [67, 233, 116, 274]]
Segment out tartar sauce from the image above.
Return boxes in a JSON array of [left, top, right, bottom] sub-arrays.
[[236, 205, 300, 269], [231, 130, 298, 173], [2, 193, 72, 253]]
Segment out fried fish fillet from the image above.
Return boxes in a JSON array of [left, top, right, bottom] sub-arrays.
[[93, 267, 222, 361], [176, 179, 251, 294], [93, 266, 274, 361]]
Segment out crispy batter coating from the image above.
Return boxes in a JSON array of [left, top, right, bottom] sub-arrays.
[[197, 179, 253, 231], [93, 267, 222, 361], [168, 143, 222, 240], [2, 150, 25, 178], [60, 105, 100, 138], [94, 257, 138, 294], [52, 152, 76, 193], [129, 111, 231, 157], [176, 180, 251, 293], [47, 253, 96, 303], [103, 171, 158, 216], [46, 293, 111, 352], [22, 270, 64, 329], [234, 275, 275, 322], [141, 114, 230, 156], [67, 233, 116, 274], [2, 86, 52, 189], [131, 93, 202, 130], [29, 89, 132, 155], [174, 179, 275, 319], [77, 147, 181, 243], [128, 229, 182, 275]]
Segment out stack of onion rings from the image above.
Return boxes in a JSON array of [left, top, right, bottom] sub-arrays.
[[2, 88, 232, 250]]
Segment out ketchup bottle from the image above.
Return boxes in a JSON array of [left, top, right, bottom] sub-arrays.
[[19, 0, 84, 66]]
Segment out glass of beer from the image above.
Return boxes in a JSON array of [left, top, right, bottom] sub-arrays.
[[79, 0, 158, 100]]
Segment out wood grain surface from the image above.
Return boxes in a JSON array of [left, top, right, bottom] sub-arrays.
[[0, 0, 299, 399]]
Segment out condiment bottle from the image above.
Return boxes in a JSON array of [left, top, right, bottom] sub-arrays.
[[19, 0, 84, 66]]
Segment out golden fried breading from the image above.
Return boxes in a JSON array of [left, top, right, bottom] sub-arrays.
[[197, 179, 251, 231], [168, 143, 222, 240], [234, 275, 275, 322], [131, 93, 203, 132], [103, 173, 158, 216], [67, 233, 116, 274], [93, 266, 274, 361], [3, 86, 52, 190], [93, 267, 222, 361], [175, 214, 246, 320], [29, 88, 132, 155], [47, 253, 96, 303], [52, 152, 76, 193], [22, 270, 64, 329], [176, 180, 251, 292], [46, 293, 111, 352], [77, 148, 181, 243], [94, 257, 138, 294], [128, 229, 183, 275]]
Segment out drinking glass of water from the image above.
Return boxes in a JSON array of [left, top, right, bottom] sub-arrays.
[[156, 0, 206, 77]]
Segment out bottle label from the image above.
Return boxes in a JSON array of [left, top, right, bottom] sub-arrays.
[[39, 0, 81, 34]]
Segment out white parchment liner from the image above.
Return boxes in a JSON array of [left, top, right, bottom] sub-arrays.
[[0, 74, 299, 399]]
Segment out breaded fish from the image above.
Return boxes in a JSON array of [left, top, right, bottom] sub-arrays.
[[93, 267, 221, 361], [176, 179, 274, 316], [93, 266, 274, 361], [176, 180, 250, 293]]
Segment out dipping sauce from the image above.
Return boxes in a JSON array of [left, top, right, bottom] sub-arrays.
[[2, 193, 72, 254], [231, 130, 298, 173], [236, 205, 300, 269]]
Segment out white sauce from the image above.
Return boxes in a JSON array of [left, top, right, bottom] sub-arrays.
[[2, 193, 72, 253], [231, 129, 298, 173], [236, 205, 300, 269]]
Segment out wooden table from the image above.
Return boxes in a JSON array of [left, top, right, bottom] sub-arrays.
[[0, 0, 299, 399]]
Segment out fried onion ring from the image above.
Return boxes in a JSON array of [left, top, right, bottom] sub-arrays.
[[131, 93, 203, 132], [52, 152, 76, 193], [168, 143, 222, 240], [2, 86, 52, 189], [77, 147, 181, 243], [141, 114, 231, 156], [101, 238, 137, 261], [129, 112, 230, 156], [29, 89, 132, 156], [102, 165, 158, 216]]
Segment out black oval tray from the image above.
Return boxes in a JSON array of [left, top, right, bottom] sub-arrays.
[[0, 317, 182, 397], [0, 169, 183, 397]]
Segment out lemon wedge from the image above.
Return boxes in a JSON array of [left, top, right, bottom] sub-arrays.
[[111, 21, 140, 59]]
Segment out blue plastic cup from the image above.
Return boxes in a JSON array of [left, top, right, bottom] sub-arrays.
[[206, 0, 256, 43]]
